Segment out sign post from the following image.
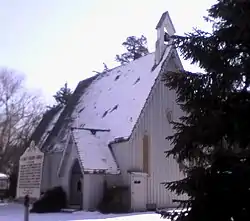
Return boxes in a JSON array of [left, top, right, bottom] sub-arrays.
[[16, 141, 44, 200], [24, 195, 29, 221]]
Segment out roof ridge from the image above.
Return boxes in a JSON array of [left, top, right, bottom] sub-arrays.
[[106, 52, 155, 72], [81, 52, 155, 83]]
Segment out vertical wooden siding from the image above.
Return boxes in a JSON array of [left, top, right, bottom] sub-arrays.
[[143, 134, 150, 174], [111, 55, 186, 208], [83, 174, 104, 210], [41, 152, 62, 192]]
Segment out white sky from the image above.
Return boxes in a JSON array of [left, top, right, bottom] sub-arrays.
[[0, 0, 215, 105]]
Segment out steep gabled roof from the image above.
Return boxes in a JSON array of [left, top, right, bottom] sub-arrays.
[[38, 42, 174, 174], [30, 105, 64, 147], [69, 46, 172, 173], [41, 75, 98, 152], [72, 129, 118, 174], [72, 49, 171, 142]]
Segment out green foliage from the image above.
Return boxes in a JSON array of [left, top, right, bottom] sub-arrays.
[[116, 35, 149, 64], [162, 0, 250, 220], [53, 83, 72, 105]]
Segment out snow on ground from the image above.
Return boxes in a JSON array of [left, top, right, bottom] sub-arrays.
[[0, 203, 165, 221]]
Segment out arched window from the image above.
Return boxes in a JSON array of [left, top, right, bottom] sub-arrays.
[[77, 179, 82, 192], [143, 134, 150, 174]]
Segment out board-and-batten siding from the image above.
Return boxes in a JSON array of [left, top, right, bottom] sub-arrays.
[[43, 141, 80, 197], [41, 152, 62, 192], [143, 134, 150, 174], [111, 56, 186, 208], [83, 174, 104, 211], [60, 141, 80, 197], [43, 140, 105, 210]]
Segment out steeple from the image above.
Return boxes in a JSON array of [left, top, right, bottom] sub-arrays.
[[155, 11, 176, 65]]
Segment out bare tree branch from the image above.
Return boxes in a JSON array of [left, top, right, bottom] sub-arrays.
[[0, 68, 45, 173]]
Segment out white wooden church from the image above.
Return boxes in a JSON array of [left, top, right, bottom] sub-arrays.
[[29, 11, 186, 211]]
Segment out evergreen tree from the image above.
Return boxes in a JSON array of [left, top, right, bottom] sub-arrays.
[[161, 1, 250, 221], [53, 83, 72, 105], [116, 35, 149, 64]]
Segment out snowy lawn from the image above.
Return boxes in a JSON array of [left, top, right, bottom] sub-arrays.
[[0, 203, 164, 221]]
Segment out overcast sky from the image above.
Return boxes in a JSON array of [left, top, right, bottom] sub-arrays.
[[0, 0, 215, 104]]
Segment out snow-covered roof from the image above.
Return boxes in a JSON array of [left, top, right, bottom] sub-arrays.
[[31, 105, 64, 149], [68, 46, 173, 173], [72, 130, 118, 174], [72, 49, 172, 140], [38, 107, 64, 148], [39, 36, 173, 173]]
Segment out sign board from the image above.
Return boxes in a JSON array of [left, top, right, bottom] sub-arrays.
[[0, 173, 8, 190], [0, 179, 8, 190], [16, 141, 44, 199]]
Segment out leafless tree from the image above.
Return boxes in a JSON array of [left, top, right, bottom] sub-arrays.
[[0, 69, 45, 173]]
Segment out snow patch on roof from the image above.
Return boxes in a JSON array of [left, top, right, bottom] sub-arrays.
[[39, 107, 64, 148], [72, 130, 119, 174]]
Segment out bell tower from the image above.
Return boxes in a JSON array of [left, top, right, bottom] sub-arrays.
[[155, 11, 176, 65]]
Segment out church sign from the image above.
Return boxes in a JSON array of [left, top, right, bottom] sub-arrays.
[[16, 141, 44, 199]]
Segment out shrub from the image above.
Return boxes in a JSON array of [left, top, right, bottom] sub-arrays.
[[30, 186, 67, 213], [98, 183, 129, 214]]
